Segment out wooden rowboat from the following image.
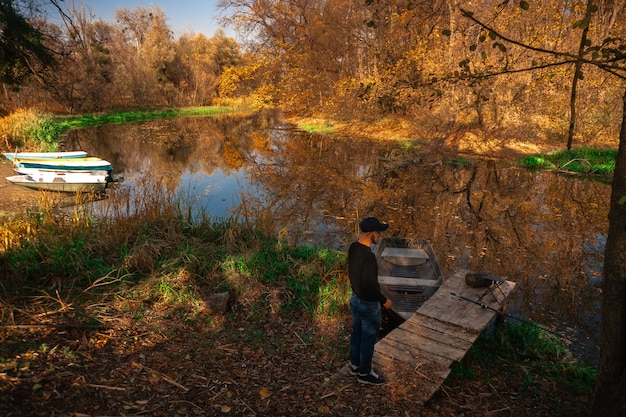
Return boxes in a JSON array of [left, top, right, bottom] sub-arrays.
[[375, 237, 444, 320]]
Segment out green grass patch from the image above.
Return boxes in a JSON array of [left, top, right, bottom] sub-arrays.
[[446, 156, 473, 167], [1, 106, 235, 152], [296, 120, 337, 134], [55, 106, 233, 131], [451, 319, 596, 402], [519, 147, 617, 177]]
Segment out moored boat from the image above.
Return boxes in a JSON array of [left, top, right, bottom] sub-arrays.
[[13, 166, 111, 177], [11, 156, 113, 172], [375, 237, 444, 320], [3, 151, 88, 161], [6, 171, 109, 193]]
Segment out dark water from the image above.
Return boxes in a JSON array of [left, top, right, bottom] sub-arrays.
[[64, 111, 609, 363]]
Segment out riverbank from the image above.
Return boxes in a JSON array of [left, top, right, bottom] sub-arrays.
[[0, 208, 596, 417], [0, 161, 41, 215]]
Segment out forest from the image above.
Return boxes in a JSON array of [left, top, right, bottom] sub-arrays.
[[0, 0, 624, 151]]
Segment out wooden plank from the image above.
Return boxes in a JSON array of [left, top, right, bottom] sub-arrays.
[[374, 338, 449, 365], [400, 313, 479, 344], [381, 327, 468, 362], [398, 320, 476, 352], [418, 270, 515, 333], [356, 270, 517, 404], [373, 351, 451, 381], [373, 354, 451, 404]]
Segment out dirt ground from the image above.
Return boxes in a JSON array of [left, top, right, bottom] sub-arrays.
[[0, 305, 591, 417], [0, 161, 41, 215]]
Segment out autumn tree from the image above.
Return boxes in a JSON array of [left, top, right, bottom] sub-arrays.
[[177, 30, 241, 105], [0, 0, 54, 108], [218, 0, 372, 114], [37, 3, 117, 112], [459, 0, 625, 149], [454, 1, 626, 415], [114, 5, 182, 106]]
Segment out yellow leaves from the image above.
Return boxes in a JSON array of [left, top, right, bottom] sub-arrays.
[[259, 387, 272, 399]]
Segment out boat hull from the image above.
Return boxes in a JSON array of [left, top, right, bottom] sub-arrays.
[[12, 157, 113, 171], [14, 167, 111, 177], [6, 174, 108, 193], [375, 237, 444, 320], [4, 151, 88, 161]]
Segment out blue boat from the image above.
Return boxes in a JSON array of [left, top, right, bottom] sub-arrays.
[[11, 156, 113, 172]]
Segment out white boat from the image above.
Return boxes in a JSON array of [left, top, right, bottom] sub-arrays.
[[14, 166, 111, 177], [11, 156, 113, 172], [6, 170, 109, 193], [3, 151, 88, 161]]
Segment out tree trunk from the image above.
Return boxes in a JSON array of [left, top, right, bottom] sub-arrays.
[[567, 0, 594, 150], [591, 88, 626, 417]]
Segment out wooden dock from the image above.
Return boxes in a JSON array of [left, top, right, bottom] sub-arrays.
[[371, 269, 516, 402]]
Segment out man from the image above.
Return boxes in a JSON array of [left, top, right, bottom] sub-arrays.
[[348, 216, 393, 385]]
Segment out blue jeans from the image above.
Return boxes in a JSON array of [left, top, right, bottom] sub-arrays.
[[349, 293, 382, 375]]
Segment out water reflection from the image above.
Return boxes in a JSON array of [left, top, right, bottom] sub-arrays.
[[64, 112, 608, 363]]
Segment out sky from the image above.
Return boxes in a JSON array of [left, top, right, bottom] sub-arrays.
[[59, 1, 234, 38]]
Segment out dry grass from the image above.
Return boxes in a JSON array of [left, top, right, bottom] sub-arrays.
[[0, 108, 55, 151]]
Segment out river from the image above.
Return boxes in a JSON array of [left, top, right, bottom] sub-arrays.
[[64, 111, 609, 364]]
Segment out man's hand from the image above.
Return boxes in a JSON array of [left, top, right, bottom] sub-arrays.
[[383, 298, 393, 309]]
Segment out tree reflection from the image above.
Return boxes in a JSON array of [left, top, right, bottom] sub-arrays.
[[246, 129, 608, 362], [65, 113, 608, 362]]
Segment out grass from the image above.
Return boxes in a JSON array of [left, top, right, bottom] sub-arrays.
[[293, 119, 337, 134], [0, 108, 65, 151], [55, 106, 233, 131], [0, 180, 349, 320], [0, 106, 235, 152], [450, 318, 597, 400], [519, 147, 617, 178]]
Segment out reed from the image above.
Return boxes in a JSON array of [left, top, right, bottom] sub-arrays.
[[0, 108, 63, 151], [1, 176, 348, 321]]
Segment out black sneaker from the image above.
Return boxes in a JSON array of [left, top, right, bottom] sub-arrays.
[[349, 364, 359, 375], [357, 370, 386, 385]]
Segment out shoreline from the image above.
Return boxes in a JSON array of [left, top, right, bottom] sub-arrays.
[[0, 161, 41, 215]]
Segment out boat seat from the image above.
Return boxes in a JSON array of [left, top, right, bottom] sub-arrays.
[[378, 275, 440, 286], [380, 247, 429, 266]]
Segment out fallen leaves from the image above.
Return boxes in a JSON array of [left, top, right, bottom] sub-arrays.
[[259, 387, 272, 399], [0, 295, 594, 417]]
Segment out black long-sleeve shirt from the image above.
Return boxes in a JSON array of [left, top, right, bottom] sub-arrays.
[[348, 241, 387, 305]]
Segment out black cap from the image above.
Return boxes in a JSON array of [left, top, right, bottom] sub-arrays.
[[359, 217, 389, 232]]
